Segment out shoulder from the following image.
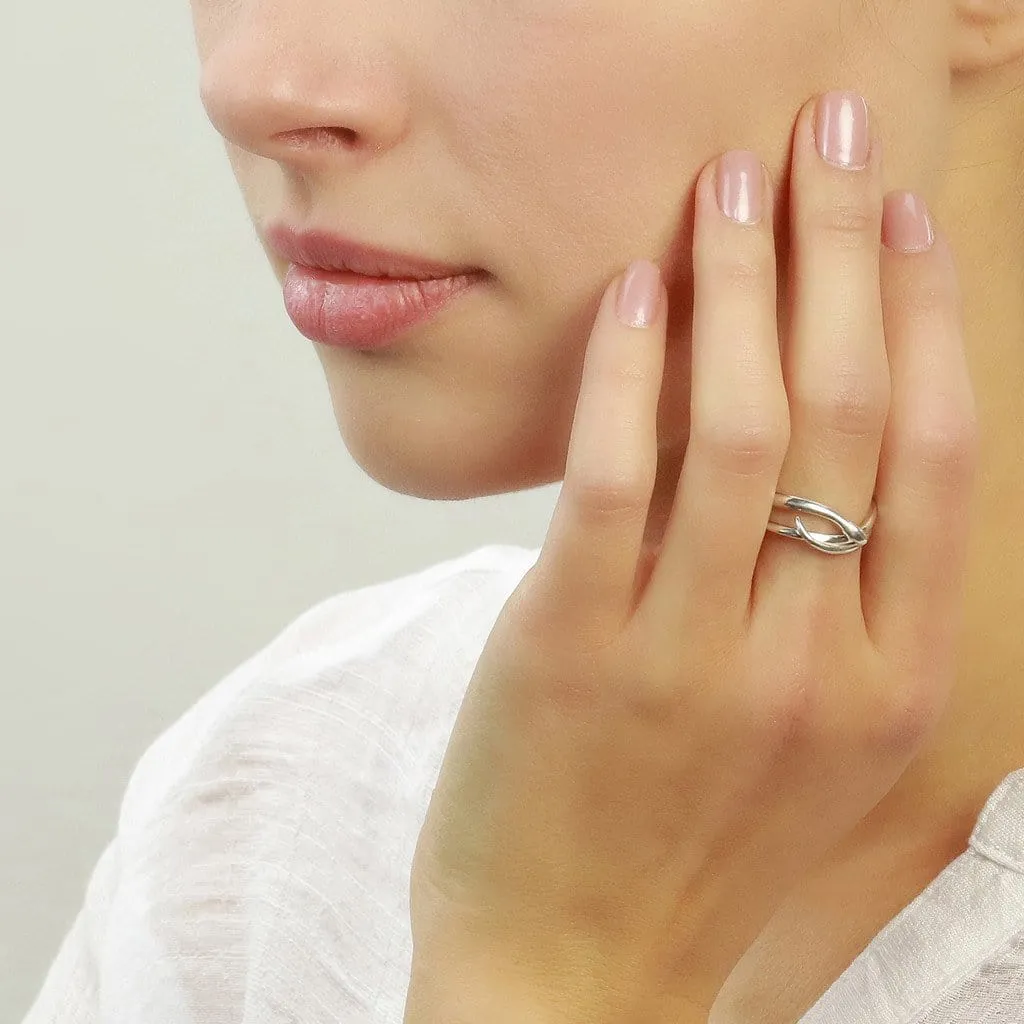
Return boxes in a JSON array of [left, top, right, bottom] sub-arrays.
[[92, 543, 541, 1019], [969, 766, 1024, 872], [118, 542, 542, 832]]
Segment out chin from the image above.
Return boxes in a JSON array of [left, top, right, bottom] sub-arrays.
[[314, 336, 571, 501], [333, 405, 564, 502], [346, 431, 563, 501]]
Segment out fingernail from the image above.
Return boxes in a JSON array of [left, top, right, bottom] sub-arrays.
[[716, 150, 764, 225], [882, 191, 935, 253], [616, 260, 663, 328], [816, 91, 870, 170]]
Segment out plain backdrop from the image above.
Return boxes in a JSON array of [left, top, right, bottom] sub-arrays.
[[0, 3, 558, 1019]]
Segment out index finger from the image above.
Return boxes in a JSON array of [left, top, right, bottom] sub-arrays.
[[525, 261, 669, 643]]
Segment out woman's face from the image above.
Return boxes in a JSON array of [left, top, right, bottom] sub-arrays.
[[191, 0, 950, 501]]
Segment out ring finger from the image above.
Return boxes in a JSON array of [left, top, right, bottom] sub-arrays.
[[754, 91, 889, 614]]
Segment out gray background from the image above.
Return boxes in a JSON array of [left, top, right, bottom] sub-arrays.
[[1, 3, 556, 1018]]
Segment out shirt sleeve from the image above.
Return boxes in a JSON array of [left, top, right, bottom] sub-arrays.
[[21, 840, 120, 1024], [18, 546, 535, 1024], [17, 659, 426, 1024]]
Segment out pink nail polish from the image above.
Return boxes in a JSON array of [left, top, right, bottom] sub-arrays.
[[882, 191, 935, 253], [816, 91, 870, 170], [616, 261, 662, 328], [717, 151, 764, 225]]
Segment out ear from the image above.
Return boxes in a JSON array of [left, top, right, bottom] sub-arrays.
[[949, 0, 1024, 72]]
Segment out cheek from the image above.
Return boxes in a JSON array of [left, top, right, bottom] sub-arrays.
[[442, 1, 843, 298]]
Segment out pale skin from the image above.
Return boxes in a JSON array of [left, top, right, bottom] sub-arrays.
[[190, 0, 1024, 1019]]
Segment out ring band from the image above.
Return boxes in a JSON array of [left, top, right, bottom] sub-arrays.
[[766, 493, 878, 555]]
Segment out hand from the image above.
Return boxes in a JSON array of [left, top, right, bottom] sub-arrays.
[[404, 92, 979, 1024]]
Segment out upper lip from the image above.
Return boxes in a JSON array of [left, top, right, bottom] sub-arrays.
[[263, 223, 483, 281]]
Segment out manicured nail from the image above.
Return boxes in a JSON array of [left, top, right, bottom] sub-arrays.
[[882, 191, 935, 253], [716, 150, 764, 225], [616, 260, 663, 328], [816, 91, 870, 170]]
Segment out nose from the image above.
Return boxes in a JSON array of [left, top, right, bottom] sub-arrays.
[[197, 12, 412, 170]]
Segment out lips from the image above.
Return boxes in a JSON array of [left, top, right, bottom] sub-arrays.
[[263, 223, 483, 281], [282, 263, 485, 350]]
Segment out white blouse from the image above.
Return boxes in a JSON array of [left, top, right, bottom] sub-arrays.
[[21, 544, 1024, 1023]]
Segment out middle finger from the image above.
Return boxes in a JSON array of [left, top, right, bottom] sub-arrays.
[[755, 90, 890, 607]]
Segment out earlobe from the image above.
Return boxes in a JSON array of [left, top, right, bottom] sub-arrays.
[[948, 0, 1024, 72]]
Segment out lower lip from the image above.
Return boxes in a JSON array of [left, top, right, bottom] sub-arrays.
[[282, 264, 486, 350]]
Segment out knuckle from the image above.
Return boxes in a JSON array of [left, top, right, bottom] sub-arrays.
[[718, 257, 773, 293], [568, 470, 654, 521], [906, 405, 981, 478], [805, 196, 882, 249], [894, 277, 953, 326], [700, 240, 776, 293], [692, 406, 790, 476], [796, 371, 890, 441], [603, 358, 650, 392], [863, 676, 945, 754], [747, 672, 819, 744]]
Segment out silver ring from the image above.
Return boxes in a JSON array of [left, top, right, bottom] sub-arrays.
[[766, 493, 877, 556]]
